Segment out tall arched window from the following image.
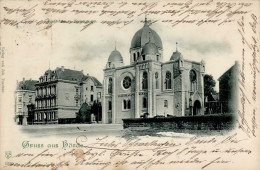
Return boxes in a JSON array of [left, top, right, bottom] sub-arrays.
[[133, 53, 136, 61], [143, 97, 147, 108], [190, 70, 197, 92], [137, 52, 140, 60], [123, 100, 127, 110], [128, 100, 131, 109], [155, 72, 159, 89], [108, 78, 113, 94], [142, 72, 148, 90], [142, 55, 146, 61], [165, 71, 172, 89]]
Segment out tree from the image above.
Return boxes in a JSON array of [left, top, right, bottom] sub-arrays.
[[76, 102, 91, 123], [204, 74, 217, 95], [91, 100, 102, 122]]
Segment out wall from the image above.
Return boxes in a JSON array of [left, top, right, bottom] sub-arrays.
[[123, 114, 235, 131]]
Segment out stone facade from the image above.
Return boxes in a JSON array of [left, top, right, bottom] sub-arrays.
[[102, 18, 205, 124]]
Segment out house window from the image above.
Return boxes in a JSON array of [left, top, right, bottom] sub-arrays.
[[108, 101, 112, 110], [142, 71, 148, 90], [97, 92, 101, 99], [142, 55, 145, 61], [18, 108, 22, 112], [18, 97, 22, 103], [76, 99, 79, 106], [91, 86, 94, 91], [108, 78, 113, 94], [137, 52, 140, 60], [143, 97, 147, 108], [35, 113, 37, 120], [133, 53, 136, 61], [108, 62, 111, 68], [164, 100, 168, 108], [76, 88, 79, 94], [165, 71, 172, 89], [91, 95, 94, 101]]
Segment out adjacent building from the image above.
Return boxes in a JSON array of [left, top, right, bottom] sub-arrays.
[[34, 66, 102, 124], [102, 17, 205, 124], [218, 61, 239, 113], [14, 79, 38, 125]]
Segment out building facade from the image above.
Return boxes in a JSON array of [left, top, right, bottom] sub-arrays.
[[14, 79, 37, 125], [34, 66, 102, 124], [218, 61, 239, 113], [102, 18, 205, 124]]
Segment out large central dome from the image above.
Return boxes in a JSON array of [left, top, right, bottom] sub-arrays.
[[130, 20, 163, 50]]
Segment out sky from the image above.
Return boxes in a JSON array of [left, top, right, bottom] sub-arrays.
[[2, 12, 240, 94]]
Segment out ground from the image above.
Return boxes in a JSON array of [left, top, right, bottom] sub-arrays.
[[20, 124, 124, 138], [19, 123, 231, 139]]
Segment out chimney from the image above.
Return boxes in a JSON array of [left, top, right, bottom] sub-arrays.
[[23, 77, 25, 81], [61, 66, 64, 71], [87, 73, 89, 76]]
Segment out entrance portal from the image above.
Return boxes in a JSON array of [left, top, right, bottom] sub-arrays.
[[193, 100, 201, 116]]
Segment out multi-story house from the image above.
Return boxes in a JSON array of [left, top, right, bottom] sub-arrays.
[[14, 79, 37, 125], [34, 66, 102, 124]]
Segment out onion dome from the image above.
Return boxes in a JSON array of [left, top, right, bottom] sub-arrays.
[[130, 17, 162, 50], [141, 42, 159, 55], [108, 49, 123, 62]]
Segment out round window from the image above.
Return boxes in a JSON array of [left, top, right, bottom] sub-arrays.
[[123, 76, 131, 89], [189, 70, 196, 82]]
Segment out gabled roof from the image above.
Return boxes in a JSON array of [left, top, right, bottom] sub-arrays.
[[82, 75, 102, 87]]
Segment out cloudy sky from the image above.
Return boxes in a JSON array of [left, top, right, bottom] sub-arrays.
[[2, 7, 240, 95]]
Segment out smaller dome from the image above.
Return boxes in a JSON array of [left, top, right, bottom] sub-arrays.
[[108, 50, 123, 62], [170, 51, 183, 60], [141, 42, 159, 55]]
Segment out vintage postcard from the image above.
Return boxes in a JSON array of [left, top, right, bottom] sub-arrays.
[[0, 0, 259, 169]]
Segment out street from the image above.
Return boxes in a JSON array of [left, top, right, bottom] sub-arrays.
[[20, 124, 124, 138]]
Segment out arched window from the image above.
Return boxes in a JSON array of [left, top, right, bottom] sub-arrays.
[[137, 52, 140, 60], [142, 72, 148, 90], [123, 100, 127, 110], [155, 72, 159, 89], [165, 71, 172, 89], [164, 100, 168, 108], [133, 53, 136, 61], [143, 97, 147, 108], [128, 100, 131, 109], [190, 70, 197, 92], [123, 99, 131, 110], [108, 78, 113, 94], [142, 55, 145, 61]]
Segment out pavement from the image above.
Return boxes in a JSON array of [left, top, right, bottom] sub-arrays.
[[19, 124, 124, 138]]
